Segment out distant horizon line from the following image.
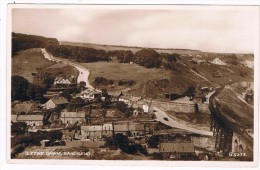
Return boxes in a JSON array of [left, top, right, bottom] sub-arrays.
[[12, 32, 254, 55]]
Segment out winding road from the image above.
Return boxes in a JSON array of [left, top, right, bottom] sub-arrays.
[[41, 48, 93, 89], [153, 107, 213, 136]]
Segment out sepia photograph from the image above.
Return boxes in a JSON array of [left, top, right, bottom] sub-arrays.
[[6, 4, 259, 166]]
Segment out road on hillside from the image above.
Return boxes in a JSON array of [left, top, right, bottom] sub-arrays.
[[153, 107, 213, 136], [41, 48, 93, 89]]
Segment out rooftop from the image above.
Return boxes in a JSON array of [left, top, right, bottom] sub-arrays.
[[50, 97, 69, 105], [159, 142, 195, 153]]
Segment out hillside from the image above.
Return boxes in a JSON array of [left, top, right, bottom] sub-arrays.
[[12, 33, 254, 99], [12, 48, 55, 83], [12, 48, 78, 84]]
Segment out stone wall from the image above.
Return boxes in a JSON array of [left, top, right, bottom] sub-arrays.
[[152, 101, 196, 113], [152, 101, 210, 114]]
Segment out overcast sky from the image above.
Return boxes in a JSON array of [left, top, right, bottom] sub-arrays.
[[12, 6, 259, 53]]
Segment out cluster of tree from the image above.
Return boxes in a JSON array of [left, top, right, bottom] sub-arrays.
[[32, 72, 55, 89], [224, 54, 239, 65], [11, 130, 63, 158], [118, 80, 136, 86], [46, 44, 109, 63], [11, 122, 27, 135], [94, 77, 114, 86], [12, 32, 58, 56], [105, 134, 147, 155], [107, 50, 134, 63], [183, 86, 196, 98], [114, 101, 134, 118], [134, 49, 161, 68], [161, 53, 180, 71], [11, 76, 47, 103]]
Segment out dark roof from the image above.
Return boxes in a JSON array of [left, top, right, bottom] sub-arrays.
[[13, 103, 34, 113], [60, 111, 85, 118], [51, 97, 69, 105], [113, 122, 145, 132], [159, 142, 195, 153]]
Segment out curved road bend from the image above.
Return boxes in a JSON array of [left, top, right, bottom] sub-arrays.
[[153, 107, 213, 136], [41, 48, 93, 89]]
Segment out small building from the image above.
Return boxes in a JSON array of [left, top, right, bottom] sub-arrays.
[[113, 123, 129, 136], [45, 97, 69, 109], [159, 142, 195, 158], [77, 88, 103, 100], [102, 123, 113, 137], [129, 123, 145, 136], [81, 125, 103, 139], [119, 95, 131, 104], [16, 114, 44, 127], [54, 76, 75, 85], [142, 104, 149, 113], [60, 111, 86, 125], [114, 122, 145, 137]]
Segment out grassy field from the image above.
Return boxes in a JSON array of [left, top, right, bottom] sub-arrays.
[[39, 63, 79, 78], [12, 48, 78, 83], [81, 61, 206, 98], [12, 48, 55, 82], [83, 61, 171, 83]]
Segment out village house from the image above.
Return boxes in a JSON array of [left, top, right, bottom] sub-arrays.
[[118, 95, 131, 104], [60, 111, 86, 125], [77, 88, 103, 100], [54, 76, 76, 85], [113, 122, 145, 137], [45, 96, 69, 109], [142, 101, 154, 114], [81, 125, 103, 139], [16, 114, 44, 127], [159, 142, 195, 159], [80, 123, 114, 140], [129, 123, 145, 136]]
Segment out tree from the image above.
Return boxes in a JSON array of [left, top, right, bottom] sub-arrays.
[[134, 49, 161, 68], [26, 84, 46, 103], [184, 86, 196, 98], [11, 122, 27, 135], [11, 76, 29, 101], [113, 133, 129, 152], [147, 135, 160, 148]]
